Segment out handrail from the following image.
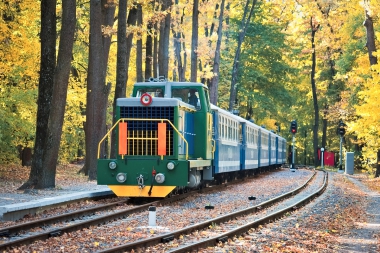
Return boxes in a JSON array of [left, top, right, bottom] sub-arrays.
[[97, 118, 189, 160]]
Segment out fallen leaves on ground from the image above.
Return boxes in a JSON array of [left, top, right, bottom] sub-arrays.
[[2, 168, 379, 252], [211, 173, 375, 253], [0, 163, 89, 194]]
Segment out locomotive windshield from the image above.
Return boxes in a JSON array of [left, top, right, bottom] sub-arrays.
[[172, 87, 201, 110], [135, 87, 164, 97], [132, 82, 205, 111]]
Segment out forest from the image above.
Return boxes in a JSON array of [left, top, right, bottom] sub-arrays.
[[0, 0, 379, 188]]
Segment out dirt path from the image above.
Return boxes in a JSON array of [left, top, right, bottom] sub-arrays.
[[337, 175, 380, 252]]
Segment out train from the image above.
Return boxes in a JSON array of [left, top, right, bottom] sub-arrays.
[[97, 80, 287, 198]]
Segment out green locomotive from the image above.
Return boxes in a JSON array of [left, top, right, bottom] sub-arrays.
[[97, 80, 214, 197]]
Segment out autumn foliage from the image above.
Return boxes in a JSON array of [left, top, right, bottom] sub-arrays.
[[0, 0, 379, 176]]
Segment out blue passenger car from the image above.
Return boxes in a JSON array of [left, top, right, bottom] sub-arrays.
[[259, 127, 270, 168], [277, 137, 287, 165], [269, 132, 277, 166], [211, 105, 243, 174], [241, 120, 260, 170]]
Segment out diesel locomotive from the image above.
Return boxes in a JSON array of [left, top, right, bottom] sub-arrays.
[[97, 80, 286, 197]]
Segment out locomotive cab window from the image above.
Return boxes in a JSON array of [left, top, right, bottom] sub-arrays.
[[135, 87, 165, 98], [172, 87, 201, 110]]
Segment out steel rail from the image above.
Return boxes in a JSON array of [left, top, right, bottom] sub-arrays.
[[0, 173, 251, 251], [168, 170, 328, 252], [0, 199, 128, 237], [0, 193, 189, 251], [96, 170, 319, 253], [0, 169, 308, 251]]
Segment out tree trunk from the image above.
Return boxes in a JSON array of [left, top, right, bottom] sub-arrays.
[[158, 0, 171, 78], [363, 11, 377, 65], [173, 0, 185, 82], [153, 20, 159, 78], [101, 0, 116, 62], [136, 3, 143, 82], [224, 3, 231, 50], [19, 0, 56, 190], [209, 0, 225, 105], [110, 0, 128, 159], [125, 6, 137, 82], [110, 5, 137, 158], [85, 0, 113, 180], [228, 0, 257, 111], [363, 6, 379, 177], [200, 3, 218, 86], [41, 0, 76, 187], [376, 150, 380, 178], [310, 18, 320, 167], [321, 50, 335, 154], [321, 118, 327, 149], [145, 20, 153, 80], [190, 0, 199, 82]]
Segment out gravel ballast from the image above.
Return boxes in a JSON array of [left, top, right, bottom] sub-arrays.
[[1, 165, 379, 252]]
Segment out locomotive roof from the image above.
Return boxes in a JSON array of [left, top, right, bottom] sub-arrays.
[[134, 81, 208, 89], [117, 97, 191, 108]]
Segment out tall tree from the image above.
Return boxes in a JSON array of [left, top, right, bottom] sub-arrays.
[[136, 3, 144, 82], [110, 0, 128, 159], [362, 0, 379, 177], [19, 0, 56, 189], [40, 0, 76, 187], [153, 21, 159, 78], [84, 0, 115, 180], [190, 0, 199, 82], [115, 0, 128, 100], [145, 19, 153, 80], [158, 0, 171, 78], [209, 0, 225, 104], [110, 4, 138, 158], [363, 3, 377, 66], [310, 17, 320, 167], [125, 6, 138, 82], [228, 0, 257, 111], [173, 0, 186, 81]]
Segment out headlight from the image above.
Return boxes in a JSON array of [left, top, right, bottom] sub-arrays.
[[108, 161, 117, 169], [116, 173, 127, 183], [140, 93, 153, 106], [155, 173, 165, 184], [167, 161, 175, 170]]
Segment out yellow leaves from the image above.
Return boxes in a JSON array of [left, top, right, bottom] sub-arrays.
[[127, 227, 132, 231], [102, 25, 116, 37], [150, 229, 155, 234], [351, 63, 380, 164], [199, 64, 215, 80], [12, 30, 22, 37], [94, 241, 100, 247], [200, 231, 208, 236]]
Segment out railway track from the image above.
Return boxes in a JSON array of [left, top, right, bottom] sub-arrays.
[[0, 173, 257, 251], [0, 192, 189, 251], [0, 168, 319, 252], [97, 169, 326, 253]]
